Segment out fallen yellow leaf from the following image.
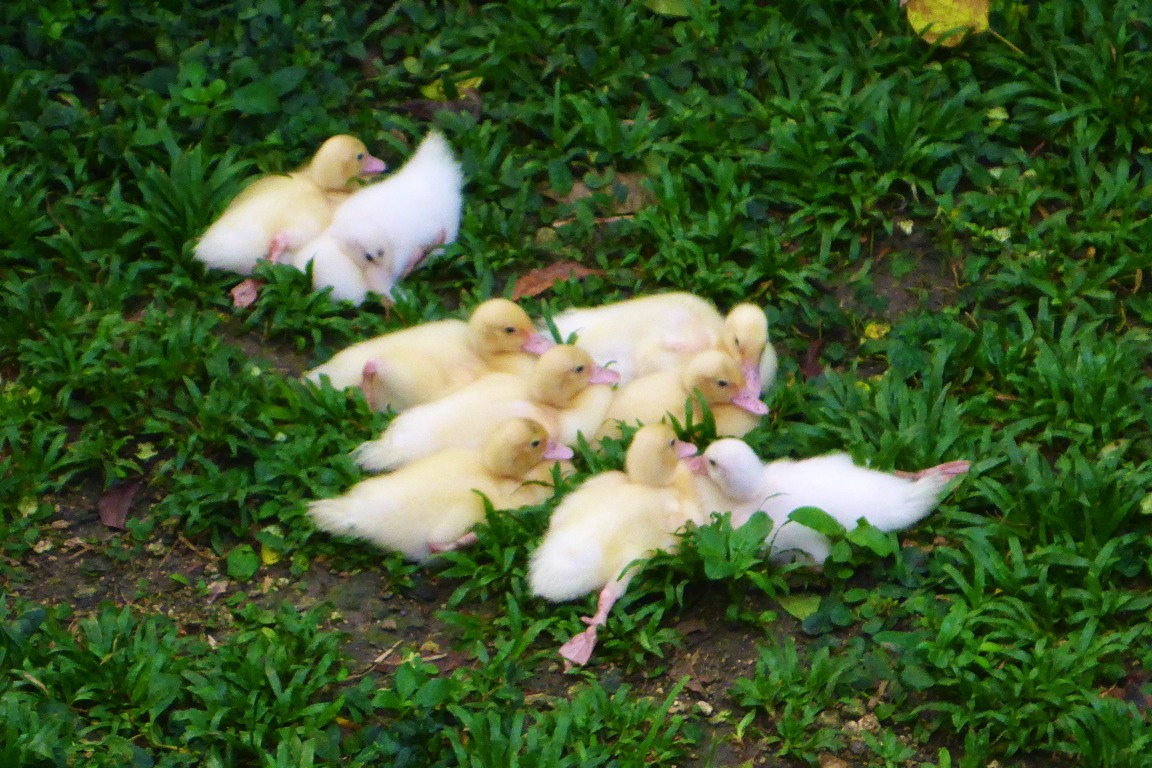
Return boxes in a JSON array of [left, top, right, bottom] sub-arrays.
[[905, 0, 989, 46], [645, 0, 692, 17], [420, 75, 483, 101], [863, 322, 891, 341], [260, 542, 281, 566]]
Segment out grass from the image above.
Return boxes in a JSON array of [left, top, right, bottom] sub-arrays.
[[2, 0, 1151, 765]]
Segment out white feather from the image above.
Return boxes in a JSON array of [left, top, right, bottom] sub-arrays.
[[699, 440, 967, 564]]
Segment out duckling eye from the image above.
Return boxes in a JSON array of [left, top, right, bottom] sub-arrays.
[[668, 438, 676, 448], [717, 379, 729, 388], [504, 326, 516, 334], [356, 152, 365, 160], [708, 458, 718, 467], [363, 252, 375, 263], [530, 439, 541, 448], [574, 365, 585, 374]]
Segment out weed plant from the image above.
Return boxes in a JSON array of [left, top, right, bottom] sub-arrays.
[[2, 0, 1151, 765]]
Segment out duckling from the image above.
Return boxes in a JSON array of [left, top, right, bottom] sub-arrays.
[[597, 350, 768, 440], [546, 295, 779, 391], [294, 130, 463, 303], [304, 298, 551, 412], [547, 292, 723, 383], [529, 423, 703, 667], [308, 418, 572, 562], [693, 439, 971, 564], [354, 345, 618, 472], [194, 135, 385, 276]]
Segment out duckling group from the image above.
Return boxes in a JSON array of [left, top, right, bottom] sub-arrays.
[[195, 132, 970, 668]]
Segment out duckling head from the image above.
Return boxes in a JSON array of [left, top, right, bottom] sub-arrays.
[[306, 135, 386, 191], [482, 418, 573, 479], [624, 423, 697, 487], [682, 350, 768, 416], [721, 305, 767, 371], [700, 439, 764, 502], [470, 299, 551, 358], [529, 345, 617, 408]]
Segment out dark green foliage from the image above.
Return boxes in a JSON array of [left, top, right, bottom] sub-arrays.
[[3, 0, 1150, 765]]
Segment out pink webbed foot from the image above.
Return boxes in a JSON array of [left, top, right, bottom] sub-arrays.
[[558, 621, 600, 669], [893, 460, 972, 480], [359, 360, 381, 410], [401, 229, 448, 280], [230, 279, 262, 308], [427, 531, 480, 555], [267, 233, 290, 263], [557, 581, 622, 669]]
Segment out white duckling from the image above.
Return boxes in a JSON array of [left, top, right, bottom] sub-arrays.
[[291, 130, 463, 304], [545, 295, 779, 390], [547, 292, 723, 383], [308, 418, 572, 562], [529, 423, 703, 667], [354, 345, 619, 472], [596, 350, 768, 440], [304, 298, 552, 412], [194, 134, 385, 281], [692, 439, 971, 564]]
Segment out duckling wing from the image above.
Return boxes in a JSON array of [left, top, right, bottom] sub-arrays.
[[353, 374, 532, 471]]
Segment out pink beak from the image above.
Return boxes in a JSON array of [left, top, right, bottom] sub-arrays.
[[675, 440, 698, 459], [731, 391, 769, 416], [683, 455, 708, 475], [740, 361, 762, 400], [588, 364, 620, 385], [522, 333, 556, 355], [361, 154, 386, 174], [544, 439, 574, 460]]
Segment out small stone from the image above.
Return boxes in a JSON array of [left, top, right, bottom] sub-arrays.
[[667, 698, 688, 715], [817, 710, 842, 728], [33, 540, 53, 554], [694, 700, 714, 717], [379, 618, 398, 631], [819, 757, 850, 768], [857, 713, 881, 733], [849, 738, 867, 755]]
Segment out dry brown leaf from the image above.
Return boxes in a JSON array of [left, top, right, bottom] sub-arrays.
[[800, 338, 827, 380], [675, 618, 711, 637], [511, 261, 604, 299], [562, 172, 654, 214], [205, 579, 230, 603], [98, 480, 141, 530]]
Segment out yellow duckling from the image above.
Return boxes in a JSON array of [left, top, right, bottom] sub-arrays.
[[547, 292, 723, 383], [528, 423, 703, 667], [354, 344, 618, 472], [304, 298, 552, 412], [596, 350, 768, 440], [194, 135, 385, 275], [546, 293, 780, 390], [308, 418, 572, 562]]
